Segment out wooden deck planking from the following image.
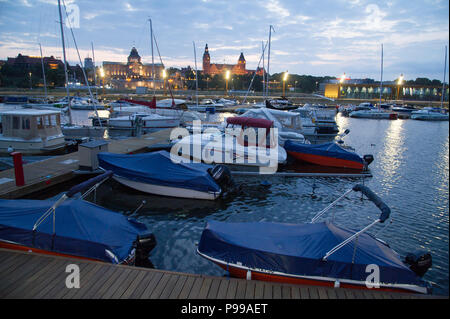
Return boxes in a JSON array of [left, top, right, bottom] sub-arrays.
[[0, 249, 442, 299]]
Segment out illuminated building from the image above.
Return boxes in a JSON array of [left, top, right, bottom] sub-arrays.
[[102, 47, 165, 90], [6, 54, 62, 70], [202, 44, 263, 77]]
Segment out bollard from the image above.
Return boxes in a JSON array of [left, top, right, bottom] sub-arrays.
[[11, 152, 25, 186]]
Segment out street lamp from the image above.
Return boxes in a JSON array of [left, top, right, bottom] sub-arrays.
[[396, 73, 404, 101], [225, 70, 230, 96], [162, 69, 167, 96], [339, 73, 346, 83], [282, 71, 288, 97]]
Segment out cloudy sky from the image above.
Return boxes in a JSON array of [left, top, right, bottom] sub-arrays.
[[0, 0, 448, 81]]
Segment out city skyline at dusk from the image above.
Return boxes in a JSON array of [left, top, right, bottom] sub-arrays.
[[0, 0, 448, 82]]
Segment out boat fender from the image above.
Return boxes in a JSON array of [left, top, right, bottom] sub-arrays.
[[404, 251, 432, 277], [246, 270, 252, 280], [334, 280, 340, 288]]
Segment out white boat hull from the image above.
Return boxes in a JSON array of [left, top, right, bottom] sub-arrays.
[[113, 175, 220, 200]]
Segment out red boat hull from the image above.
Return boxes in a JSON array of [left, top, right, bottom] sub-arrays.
[[215, 262, 422, 295], [0, 241, 134, 265], [287, 151, 364, 170]]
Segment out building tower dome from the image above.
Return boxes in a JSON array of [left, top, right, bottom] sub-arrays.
[[128, 47, 141, 64]]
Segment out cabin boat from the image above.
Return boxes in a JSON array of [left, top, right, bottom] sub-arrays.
[[174, 117, 287, 171], [410, 107, 449, 121], [108, 113, 180, 131], [198, 184, 432, 294], [0, 171, 156, 266], [0, 109, 69, 155], [349, 109, 398, 119], [239, 108, 309, 146]]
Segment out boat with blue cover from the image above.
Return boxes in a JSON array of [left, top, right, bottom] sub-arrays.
[[284, 140, 373, 170], [0, 171, 156, 266], [98, 150, 234, 200], [198, 185, 432, 294]]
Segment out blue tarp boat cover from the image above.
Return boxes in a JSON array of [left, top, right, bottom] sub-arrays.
[[0, 198, 149, 263], [98, 151, 221, 194], [284, 141, 363, 164], [198, 220, 424, 286]]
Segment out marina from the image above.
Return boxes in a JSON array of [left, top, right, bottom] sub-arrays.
[[0, 0, 448, 305]]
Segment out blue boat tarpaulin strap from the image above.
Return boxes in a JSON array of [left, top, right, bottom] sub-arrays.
[[0, 198, 148, 263], [198, 220, 425, 287], [284, 141, 363, 164], [98, 151, 220, 193]]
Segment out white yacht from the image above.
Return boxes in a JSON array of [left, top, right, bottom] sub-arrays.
[[0, 109, 68, 155], [411, 107, 449, 121], [108, 113, 180, 130], [173, 117, 287, 172], [240, 108, 309, 145]]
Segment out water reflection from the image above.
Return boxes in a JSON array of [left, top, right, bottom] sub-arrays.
[[378, 119, 406, 190]]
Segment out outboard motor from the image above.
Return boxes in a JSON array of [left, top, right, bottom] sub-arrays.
[[404, 251, 432, 277], [208, 164, 234, 192], [135, 232, 157, 268], [363, 154, 374, 170]]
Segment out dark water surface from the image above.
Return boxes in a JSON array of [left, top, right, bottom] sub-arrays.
[[92, 113, 449, 295]]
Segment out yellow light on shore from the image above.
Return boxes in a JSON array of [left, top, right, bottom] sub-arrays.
[[225, 70, 230, 80], [162, 69, 167, 79], [397, 74, 404, 85], [283, 71, 289, 82], [339, 73, 346, 83], [99, 67, 105, 78]]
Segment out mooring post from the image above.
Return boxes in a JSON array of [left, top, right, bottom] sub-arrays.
[[11, 152, 25, 186]]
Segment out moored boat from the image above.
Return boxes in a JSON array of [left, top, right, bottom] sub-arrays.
[[284, 140, 373, 170], [197, 184, 432, 294], [0, 171, 156, 266], [98, 150, 235, 200], [410, 107, 449, 121], [0, 109, 71, 155]]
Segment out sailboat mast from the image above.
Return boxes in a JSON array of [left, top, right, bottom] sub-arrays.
[[149, 18, 155, 96], [379, 43, 383, 109], [39, 43, 48, 100], [91, 42, 98, 97], [193, 41, 199, 107], [262, 41, 265, 99], [441, 45, 447, 109], [266, 25, 272, 99], [57, 0, 72, 124]]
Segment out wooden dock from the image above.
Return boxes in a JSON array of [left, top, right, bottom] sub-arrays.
[[0, 248, 442, 299], [0, 129, 173, 199]]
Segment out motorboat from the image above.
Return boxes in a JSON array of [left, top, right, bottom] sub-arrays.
[[301, 104, 339, 134], [69, 96, 106, 110], [265, 98, 298, 110], [0, 171, 156, 266], [108, 113, 180, 131], [284, 139, 374, 170], [174, 117, 287, 172], [110, 99, 203, 125], [198, 184, 432, 294], [349, 108, 398, 119], [0, 109, 70, 155], [98, 151, 234, 200], [239, 108, 309, 146], [410, 107, 449, 121]]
